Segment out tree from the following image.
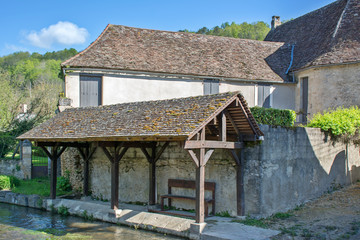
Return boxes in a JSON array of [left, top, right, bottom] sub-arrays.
[[180, 21, 271, 41]]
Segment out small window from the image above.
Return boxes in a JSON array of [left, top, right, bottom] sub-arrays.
[[257, 84, 272, 108], [203, 79, 219, 95]]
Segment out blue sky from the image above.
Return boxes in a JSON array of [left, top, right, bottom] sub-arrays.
[[0, 0, 334, 56]]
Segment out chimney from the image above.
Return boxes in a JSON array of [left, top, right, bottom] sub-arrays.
[[271, 16, 281, 30]]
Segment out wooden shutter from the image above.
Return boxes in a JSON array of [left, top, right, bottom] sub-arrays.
[[80, 75, 102, 107], [258, 85, 271, 108], [301, 77, 308, 122], [203, 80, 219, 95]]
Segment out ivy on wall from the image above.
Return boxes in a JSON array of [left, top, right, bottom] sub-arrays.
[[250, 107, 297, 127]]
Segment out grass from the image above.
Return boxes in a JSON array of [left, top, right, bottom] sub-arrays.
[[11, 177, 72, 197]]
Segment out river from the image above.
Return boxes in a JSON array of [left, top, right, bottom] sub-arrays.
[[0, 202, 182, 239]]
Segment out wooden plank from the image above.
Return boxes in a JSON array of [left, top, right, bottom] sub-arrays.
[[184, 140, 243, 149], [149, 145, 156, 205]]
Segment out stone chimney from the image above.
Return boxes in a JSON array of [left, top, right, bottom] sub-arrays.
[[271, 16, 281, 30]]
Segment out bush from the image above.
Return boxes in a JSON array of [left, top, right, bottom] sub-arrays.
[[250, 107, 296, 127], [307, 106, 360, 137], [0, 175, 20, 190], [56, 171, 72, 192]]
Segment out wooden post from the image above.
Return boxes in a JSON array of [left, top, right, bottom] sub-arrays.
[[50, 147, 57, 199], [83, 157, 89, 196], [111, 157, 120, 210], [40, 145, 67, 200], [149, 145, 156, 205], [77, 146, 96, 197], [196, 147, 206, 223], [141, 142, 169, 205], [230, 149, 244, 216], [196, 128, 206, 223], [102, 144, 128, 210]]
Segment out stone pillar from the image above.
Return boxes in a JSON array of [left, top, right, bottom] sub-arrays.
[[21, 140, 32, 179]]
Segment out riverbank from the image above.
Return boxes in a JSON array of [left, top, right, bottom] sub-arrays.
[[0, 190, 279, 239]]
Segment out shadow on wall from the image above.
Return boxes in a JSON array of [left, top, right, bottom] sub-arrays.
[[243, 125, 360, 217]]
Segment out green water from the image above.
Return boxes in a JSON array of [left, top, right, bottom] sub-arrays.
[[0, 202, 183, 239]]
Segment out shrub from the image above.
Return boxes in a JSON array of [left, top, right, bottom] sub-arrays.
[[250, 107, 296, 127], [307, 106, 360, 137], [0, 175, 20, 190], [57, 176, 72, 192]]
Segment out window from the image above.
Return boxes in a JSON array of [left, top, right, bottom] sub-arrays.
[[80, 75, 102, 107], [203, 79, 219, 95], [257, 84, 272, 108]]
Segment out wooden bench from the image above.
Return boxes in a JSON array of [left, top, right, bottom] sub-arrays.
[[160, 179, 216, 217]]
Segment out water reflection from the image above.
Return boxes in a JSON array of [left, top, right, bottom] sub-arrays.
[[0, 202, 182, 239]]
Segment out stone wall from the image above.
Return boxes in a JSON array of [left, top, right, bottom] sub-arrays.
[[61, 125, 360, 217], [294, 63, 360, 119], [243, 125, 360, 217], [0, 159, 27, 179]]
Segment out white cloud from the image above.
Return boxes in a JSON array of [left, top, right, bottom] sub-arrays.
[[26, 21, 89, 48]]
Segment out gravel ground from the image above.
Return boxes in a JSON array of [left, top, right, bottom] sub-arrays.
[[269, 182, 360, 240]]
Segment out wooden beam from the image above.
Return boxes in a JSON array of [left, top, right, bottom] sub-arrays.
[[187, 150, 199, 167], [102, 147, 114, 163], [98, 141, 157, 148], [203, 149, 214, 166], [221, 111, 226, 142], [184, 140, 243, 149], [37, 142, 88, 148], [224, 110, 241, 137], [154, 142, 169, 163], [236, 98, 258, 135]]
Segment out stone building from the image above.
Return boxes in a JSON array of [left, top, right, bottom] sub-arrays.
[[61, 0, 359, 123]]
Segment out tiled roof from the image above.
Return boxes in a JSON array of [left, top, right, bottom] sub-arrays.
[[18, 92, 263, 142], [265, 0, 360, 71], [62, 25, 291, 82]]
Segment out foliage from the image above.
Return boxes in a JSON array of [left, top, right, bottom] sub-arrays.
[[307, 106, 360, 140], [58, 205, 70, 216], [232, 217, 269, 228], [57, 171, 72, 192], [250, 106, 297, 127], [11, 177, 72, 196], [0, 175, 20, 190], [81, 210, 94, 221], [180, 21, 270, 40], [215, 211, 231, 217], [0, 49, 77, 158]]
